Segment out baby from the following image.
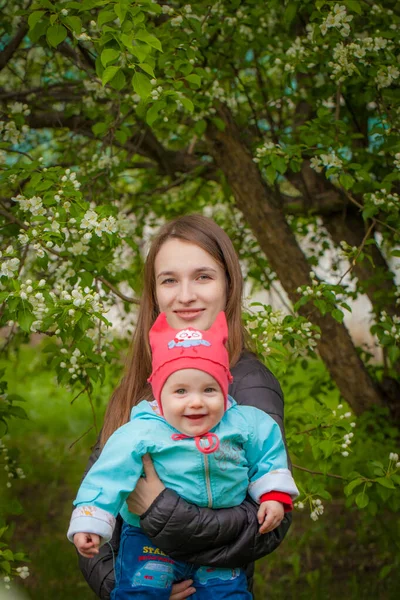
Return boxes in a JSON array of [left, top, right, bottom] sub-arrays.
[[68, 312, 298, 598]]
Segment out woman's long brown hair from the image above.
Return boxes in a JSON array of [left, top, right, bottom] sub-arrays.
[[100, 214, 246, 446]]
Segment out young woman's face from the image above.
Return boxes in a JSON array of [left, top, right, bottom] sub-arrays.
[[154, 239, 227, 330], [161, 369, 225, 436]]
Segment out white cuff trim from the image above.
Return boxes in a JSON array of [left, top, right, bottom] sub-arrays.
[[67, 505, 116, 544], [249, 469, 299, 503]]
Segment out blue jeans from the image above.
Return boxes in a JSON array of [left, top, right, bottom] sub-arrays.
[[111, 523, 252, 599]]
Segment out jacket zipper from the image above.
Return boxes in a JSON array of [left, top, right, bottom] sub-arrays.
[[203, 451, 213, 507]]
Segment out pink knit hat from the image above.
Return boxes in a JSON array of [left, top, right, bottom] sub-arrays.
[[148, 312, 233, 415]]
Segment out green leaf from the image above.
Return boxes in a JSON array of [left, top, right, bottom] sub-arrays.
[[109, 69, 126, 90], [146, 100, 166, 126], [92, 122, 108, 136], [185, 74, 201, 87], [345, 0, 362, 14], [344, 478, 363, 496], [102, 65, 120, 86], [46, 24, 67, 47], [101, 48, 120, 67], [379, 565, 393, 580], [180, 96, 194, 112], [314, 299, 327, 315], [355, 491, 369, 508], [132, 71, 151, 99], [375, 477, 396, 489], [265, 164, 276, 184], [135, 30, 162, 52], [212, 117, 225, 131], [138, 62, 155, 77], [362, 205, 377, 220], [64, 16, 82, 34], [28, 10, 45, 29], [331, 308, 344, 323], [98, 10, 116, 27], [17, 308, 35, 332], [194, 119, 207, 136], [8, 405, 28, 420], [339, 173, 355, 190], [319, 440, 334, 458], [283, 2, 297, 26], [115, 0, 129, 23]]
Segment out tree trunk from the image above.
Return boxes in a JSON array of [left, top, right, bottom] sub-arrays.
[[323, 210, 399, 318], [206, 107, 385, 416], [287, 161, 399, 318]]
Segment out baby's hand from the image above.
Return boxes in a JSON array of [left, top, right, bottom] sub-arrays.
[[73, 532, 101, 558], [257, 500, 284, 534]]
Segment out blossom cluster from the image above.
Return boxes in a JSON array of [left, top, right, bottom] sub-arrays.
[[61, 168, 81, 191], [80, 209, 118, 238], [248, 305, 321, 358], [376, 66, 399, 89], [0, 253, 20, 279], [0, 120, 28, 145], [0, 439, 26, 489], [365, 190, 399, 212], [389, 452, 400, 468], [310, 498, 325, 521], [13, 194, 46, 216], [310, 152, 343, 173], [9, 102, 30, 115], [253, 142, 285, 163], [320, 4, 353, 38]]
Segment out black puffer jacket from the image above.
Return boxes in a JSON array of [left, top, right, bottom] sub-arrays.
[[77, 351, 292, 599]]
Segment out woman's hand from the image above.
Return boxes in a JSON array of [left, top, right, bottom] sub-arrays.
[[170, 580, 196, 599], [257, 500, 284, 534], [126, 454, 166, 515]]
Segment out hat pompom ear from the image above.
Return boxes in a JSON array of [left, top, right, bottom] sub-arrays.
[[212, 311, 229, 344], [149, 313, 169, 351]]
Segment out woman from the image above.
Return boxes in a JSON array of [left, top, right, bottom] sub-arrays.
[[78, 215, 292, 599]]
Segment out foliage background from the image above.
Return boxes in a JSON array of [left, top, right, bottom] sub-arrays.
[[1, 0, 400, 598]]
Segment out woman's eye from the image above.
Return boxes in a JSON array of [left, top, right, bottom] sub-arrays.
[[161, 278, 176, 285], [198, 274, 211, 281]]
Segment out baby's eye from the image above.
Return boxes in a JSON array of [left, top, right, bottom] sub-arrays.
[[204, 387, 217, 393], [175, 388, 186, 395]]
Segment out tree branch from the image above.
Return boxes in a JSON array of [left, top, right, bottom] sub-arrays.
[[0, 22, 28, 73], [293, 464, 347, 480], [96, 276, 140, 305]]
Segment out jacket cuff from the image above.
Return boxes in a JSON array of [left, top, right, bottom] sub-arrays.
[[260, 491, 293, 512], [67, 506, 115, 544], [248, 468, 299, 503]]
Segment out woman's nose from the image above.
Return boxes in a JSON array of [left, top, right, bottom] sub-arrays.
[[177, 281, 196, 304]]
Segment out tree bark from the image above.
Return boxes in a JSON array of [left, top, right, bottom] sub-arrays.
[[323, 210, 399, 318], [0, 22, 28, 73], [287, 162, 399, 318], [206, 107, 385, 415]]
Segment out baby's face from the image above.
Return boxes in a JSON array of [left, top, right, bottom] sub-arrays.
[[160, 369, 225, 437]]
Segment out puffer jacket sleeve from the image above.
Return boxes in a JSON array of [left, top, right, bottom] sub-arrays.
[[140, 353, 292, 568], [140, 488, 292, 567], [77, 437, 118, 600]]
